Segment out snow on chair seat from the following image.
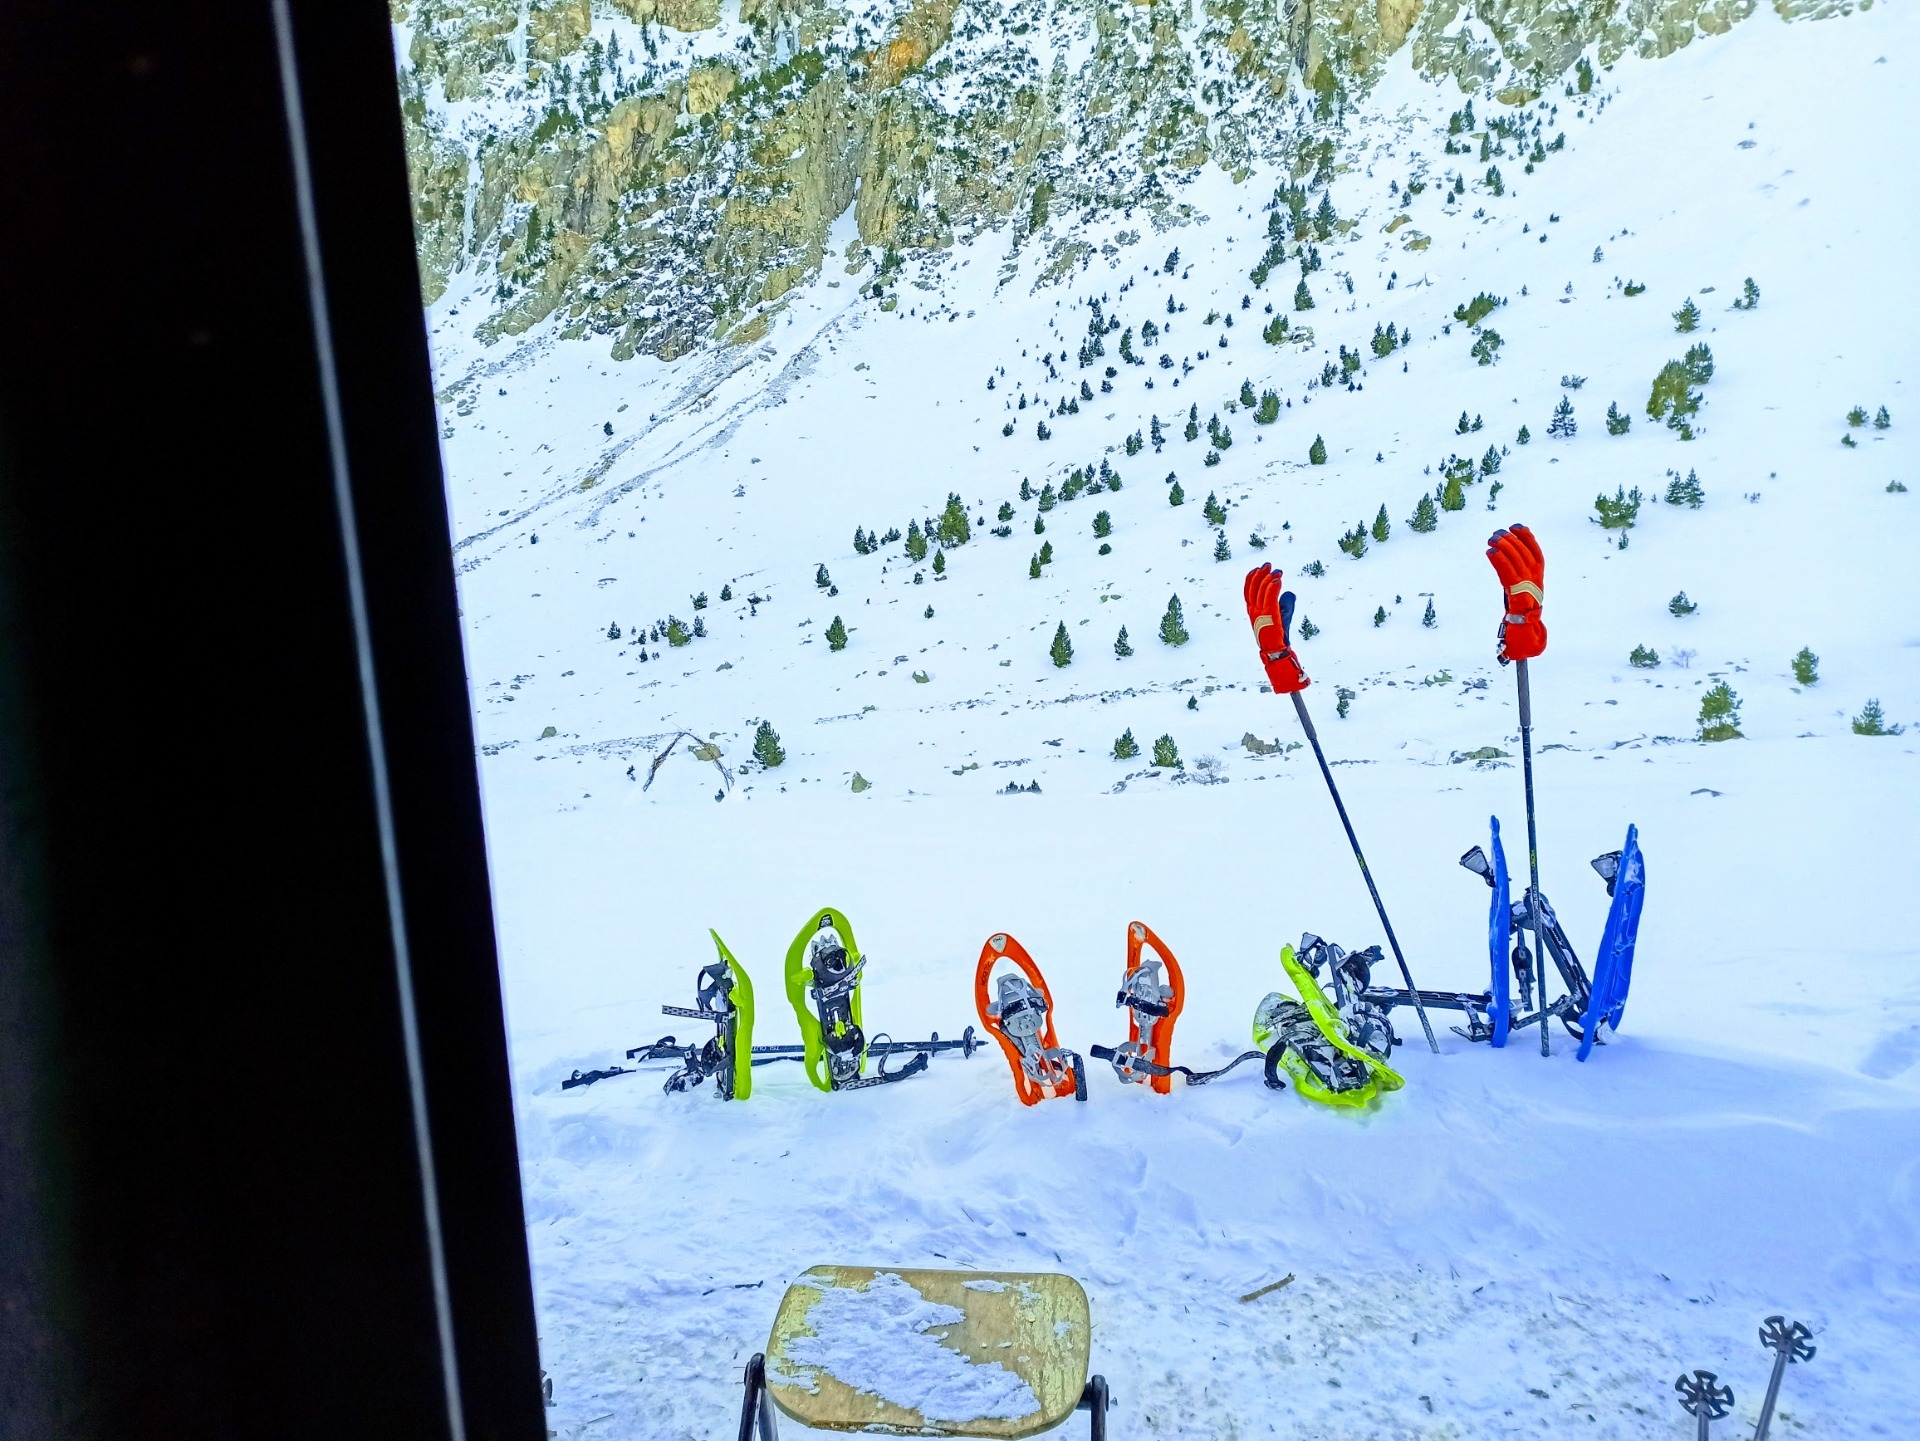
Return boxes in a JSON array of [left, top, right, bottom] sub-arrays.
[[742, 1265, 1107, 1439]]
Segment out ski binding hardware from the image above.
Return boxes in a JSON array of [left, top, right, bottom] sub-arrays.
[[1090, 923, 1264, 1089], [975, 932, 1087, 1104], [1674, 1369, 1734, 1440], [1753, 1315, 1814, 1441]]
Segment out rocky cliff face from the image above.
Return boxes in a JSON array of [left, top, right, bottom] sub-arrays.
[[394, 0, 1860, 357]]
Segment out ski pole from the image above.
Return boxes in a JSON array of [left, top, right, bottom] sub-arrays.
[[1753, 1316, 1815, 1441], [1516, 659, 1550, 1056], [1485, 525, 1551, 1055], [1674, 1370, 1733, 1441], [1290, 690, 1439, 1053]]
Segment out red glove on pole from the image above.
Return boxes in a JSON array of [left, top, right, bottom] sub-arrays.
[[1243, 564, 1311, 693], [1486, 524, 1546, 663]]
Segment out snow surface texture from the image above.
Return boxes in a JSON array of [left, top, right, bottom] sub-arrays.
[[775, 1272, 1041, 1424], [424, 7, 1918, 1438]]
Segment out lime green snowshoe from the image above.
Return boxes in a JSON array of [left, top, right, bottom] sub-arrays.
[[785, 908, 867, 1092], [709, 930, 756, 1100], [1252, 943, 1405, 1108]]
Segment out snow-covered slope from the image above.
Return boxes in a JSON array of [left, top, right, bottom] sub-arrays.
[[426, 6, 1918, 1437]]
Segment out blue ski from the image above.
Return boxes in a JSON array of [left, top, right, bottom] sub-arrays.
[[1578, 824, 1644, 1060], [1487, 816, 1512, 1047]]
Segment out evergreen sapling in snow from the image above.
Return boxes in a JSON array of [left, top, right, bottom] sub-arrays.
[[826, 616, 848, 651], [1852, 698, 1902, 735], [1791, 648, 1818, 686], [1213, 530, 1232, 561], [1629, 644, 1659, 668], [1371, 505, 1390, 542], [1309, 435, 1327, 465], [1159, 595, 1190, 646], [1698, 682, 1742, 741], [1152, 734, 1182, 768], [1114, 626, 1133, 657], [1410, 493, 1438, 532], [1548, 396, 1576, 438], [1606, 402, 1631, 435], [1113, 728, 1140, 760], [752, 721, 786, 768], [1050, 623, 1073, 668]]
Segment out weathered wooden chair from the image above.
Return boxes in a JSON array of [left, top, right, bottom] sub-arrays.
[[737, 1266, 1108, 1440]]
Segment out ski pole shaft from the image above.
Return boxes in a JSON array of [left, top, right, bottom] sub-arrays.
[[1753, 1347, 1789, 1441], [1290, 691, 1439, 1053], [1516, 660, 1549, 1057]]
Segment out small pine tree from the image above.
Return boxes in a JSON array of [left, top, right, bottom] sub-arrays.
[[904, 521, 928, 562], [1852, 698, 1903, 736], [932, 549, 946, 575], [1457, 411, 1473, 435], [1410, 493, 1438, 533], [1471, 330, 1503, 366], [1371, 504, 1390, 543], [826, 615, 848, 651], [1152, 734, 1182, 768], [1255, 390, 1280, 423], [1791, 647, 1818, 686], [1240, 379, 1258, 408], [1309, 435, 1327, 465], [1184, 405, 1200, 442], [1665, 469, 1705, 507], [1337, 525, 1368, 559], [1669, 591, 1698, 617], [1606, 402, 1631, 436], [1480, 445, 1501, 477], [1294, 279, 1315, 312], [1114, 626, 1133, 658], [1168, 480, 1185, 507], [1093, 509, 1112, 538], [1028, 553, 1042, 579], [666, 617, 691, 647], [1738, 277, 1760, 309], [1263, 314, 1289, 344], [924, 604, 934, 619], [998, 501, 1014, 522], [1050, 622, 1074, 668], [1020, 478, 1033, 501], [752, 720, 786, 768], [1549, 396, 1577, 438], [1629, 644, 1659, 668], [1874, 406, 1892, 429], [693, 615, 707, 638], [1159, 594, 1190, 646], [607, 621, 622, 640], [1113, 728, 1140, 760], [1422, 598, 1437, 628], [1673, 297, 1701, 333], [1517, 424, 1531, 445], [938, 493, 971, 547], [1301, 618, 1320, 639], [1034, 515, 1046, 535], [720, 584, 732, 601], [1440, 472, 1467, 512], [1204, 491, 1227, 525], [815, 563, 832, 588], [1039, 541, 1053, 565], [1125, 430, 1143, 456], [1038, 481, 1056, 513], [1373, 605, 1387, 627], [1150, 415, 1165, 449], [1698, 682, 1742, 741], [1335, 686, 1354, 719], [1213, 530, 1232, 562], [854, 526, 870, 554]]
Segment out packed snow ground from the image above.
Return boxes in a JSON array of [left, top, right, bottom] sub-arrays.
[[425, 6, 1919, 1437]]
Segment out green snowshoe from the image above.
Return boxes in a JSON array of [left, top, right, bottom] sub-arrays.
[[1252, 943, 1405, 1108], [654, 930, 758, 1099], [785, 908, 869, 1092]]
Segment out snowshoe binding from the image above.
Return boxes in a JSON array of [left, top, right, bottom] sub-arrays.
[[1090, 923, 1264, 1089], [1252, 940, 1405, 1108], [975, 932, 1086, 1104], [783, 909, 932, 1091]]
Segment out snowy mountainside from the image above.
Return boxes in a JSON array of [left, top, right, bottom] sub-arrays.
[[420, 6, 1919, 1440]]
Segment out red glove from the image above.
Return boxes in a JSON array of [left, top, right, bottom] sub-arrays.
[[1243, 564, 1311, 693], [1486, 524, 1546, 662]]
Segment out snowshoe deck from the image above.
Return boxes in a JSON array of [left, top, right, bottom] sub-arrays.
[[1107, 922, 1186, 1092], [1253, 944, 1404, 1108], [764, 1265, 1091, 1438], [975, 933, 1086, 1104], [1486, 818, 1512, 1047]]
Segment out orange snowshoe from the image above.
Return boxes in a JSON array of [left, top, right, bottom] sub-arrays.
[[974, 933, 1086, 1105], [1091, 923, 1265, 1090]]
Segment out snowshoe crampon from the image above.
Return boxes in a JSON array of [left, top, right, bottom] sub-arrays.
[[1577, 823, 1644, 1060], [785, 908, 870, 1092], [1252, 943, 1405, 1108], [653, 929, 758, 1098], [975, 933, 1086, 1104]]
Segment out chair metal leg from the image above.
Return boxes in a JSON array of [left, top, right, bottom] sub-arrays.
[[739, 1354, 779, 1441], [1076, 1375, 1109, 1441]]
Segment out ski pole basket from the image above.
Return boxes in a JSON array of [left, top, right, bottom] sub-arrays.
[[741, 1265, 1108, 1438]]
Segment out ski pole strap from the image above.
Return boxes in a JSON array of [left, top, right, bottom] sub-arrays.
[[1089, 1045, 1266, 1085], [562, 1066, 631, 1090]]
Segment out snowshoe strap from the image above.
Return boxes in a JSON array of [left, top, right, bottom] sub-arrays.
[[1116, 991, 1172, 1017]]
